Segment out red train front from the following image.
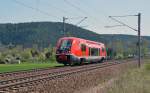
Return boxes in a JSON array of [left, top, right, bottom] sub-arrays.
[[56, 37, 107, 65]]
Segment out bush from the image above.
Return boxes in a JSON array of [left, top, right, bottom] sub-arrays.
[[115, 53, 124, 59], [145, 63, 150, 71], [0, 59, 5, 64], [20, 49, 32, 62], [0, 46, 57, 64]]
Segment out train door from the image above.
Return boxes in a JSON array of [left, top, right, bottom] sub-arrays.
[[98, 48, 100, 56], [101, 48, 106, 56], [81, 44, 86, 56]]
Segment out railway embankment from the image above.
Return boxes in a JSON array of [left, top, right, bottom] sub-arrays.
[[76, 58, 149, 93], [0, 59, 138, 93]]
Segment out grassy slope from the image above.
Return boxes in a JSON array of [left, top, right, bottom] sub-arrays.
[[0, 63, 63, 73], [107, 59, 150, 93]]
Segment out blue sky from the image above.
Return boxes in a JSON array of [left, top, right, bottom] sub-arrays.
[[0, 0, 149, 36]]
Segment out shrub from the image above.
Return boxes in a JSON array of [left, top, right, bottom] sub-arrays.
[[145, 63, 150, 71], [115, 53, 124, 59], [20, 49, 32, 62]]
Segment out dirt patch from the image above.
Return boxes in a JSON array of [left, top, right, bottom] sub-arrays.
[[74, 78, 117, 93]]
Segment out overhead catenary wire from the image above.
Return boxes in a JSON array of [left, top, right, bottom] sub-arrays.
[[110, 15, 138, 18], [104, 25, 125, 28], [42, 1, 90, 22], [109, 16, 138, 31], [43, 1, 85, 17], [12, 0, 61, 21], [67, 16, 87, 20], [75, 17, 87, 26], [73, 0, 140, 35], [74, 0, 111, 26], [63, 0, 88, 15], [106, 13, 141, 68], [74, 0, 110, 21], [63, 0, 105, 29], [43, 1, 72, 16], [35, 0, 39, 11], [75, 0, 110, 17]]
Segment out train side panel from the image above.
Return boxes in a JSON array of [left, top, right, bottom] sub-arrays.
[[56, 37, 107, 65]]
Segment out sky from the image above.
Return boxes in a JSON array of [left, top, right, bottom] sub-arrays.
[[0, 0, 149, 36]]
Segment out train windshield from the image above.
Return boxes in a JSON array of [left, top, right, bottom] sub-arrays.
[[59, 39, 72, 50]]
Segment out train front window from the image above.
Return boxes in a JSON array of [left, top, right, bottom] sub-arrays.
[[59, 40, 72, 50]]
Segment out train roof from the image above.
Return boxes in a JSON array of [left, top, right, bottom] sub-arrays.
[[59, 37, 105, 46]]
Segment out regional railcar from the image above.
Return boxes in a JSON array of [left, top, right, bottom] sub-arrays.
[[56, 37, 107, 65]]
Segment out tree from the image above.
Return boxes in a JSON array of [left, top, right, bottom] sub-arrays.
[[141, 39, 149, 56]]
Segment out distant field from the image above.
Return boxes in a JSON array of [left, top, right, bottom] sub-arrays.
[[0, 63, 63, 73]]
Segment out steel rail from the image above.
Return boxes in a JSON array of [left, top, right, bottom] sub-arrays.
[[0, 61, 115, 85], [0, 59, 127, 78], [0, 60, 132, 92]]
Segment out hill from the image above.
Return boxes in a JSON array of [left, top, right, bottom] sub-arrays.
[[0, 22, 150, 48]]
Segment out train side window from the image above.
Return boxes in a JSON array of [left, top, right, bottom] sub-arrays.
[[98, 48, 100, 56], [91, 48, 99, 56], [89, 48, 91, 56], [81, 44, 86, 52]]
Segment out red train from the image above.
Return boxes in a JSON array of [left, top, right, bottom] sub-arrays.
[[56, 37, 107, 65]]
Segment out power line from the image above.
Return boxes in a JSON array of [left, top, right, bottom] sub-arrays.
[[42, 1, 90, 21], [12, 0, 61, 20], [109, 15, 138, 18], [63, 0, 95, 20], [77, 0, 110, 16], [62, 16, 88, 36], [75, 17, 87, 26], [75, 0, 109, 19], [35, 0, 39, 11], [104, 25, 125, 28], [63, 0, 87, 15], [43, 1, 75, 16], [42, 0, 89, 24], [75, 0, 112, 27], [67, 17, 86, 20], [63, 0, 105, 29], [106, 13, 141, 68], [109, 16, 138, 31]]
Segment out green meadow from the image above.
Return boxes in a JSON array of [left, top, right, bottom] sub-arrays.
[[0, 63, 63, 73]]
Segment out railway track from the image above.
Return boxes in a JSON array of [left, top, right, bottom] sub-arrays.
[[0, 62, 110, 81], [0, 58, 133, 80], [0, 59, 134, 92], [0, 66, 66, 80]]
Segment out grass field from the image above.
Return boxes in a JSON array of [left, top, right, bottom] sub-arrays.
[[107, 58, 150, 93], [0, 62, 63, 73]]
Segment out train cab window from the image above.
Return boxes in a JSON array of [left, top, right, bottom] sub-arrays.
[[59, 39, 72, 50], [90, 48, 99, 56], [81, 44, 86, 52]]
